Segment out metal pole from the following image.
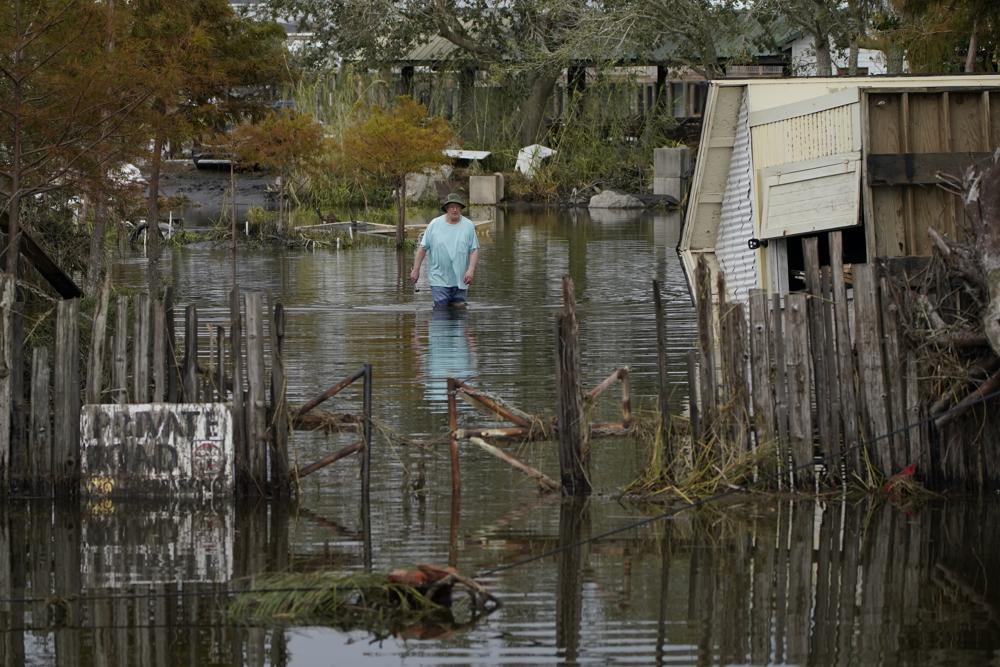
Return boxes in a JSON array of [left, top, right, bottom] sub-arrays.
[[447, 377, 461, 499], [361, 363, 373, 570]]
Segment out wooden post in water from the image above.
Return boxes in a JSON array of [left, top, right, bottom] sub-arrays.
[[30, 349, 51, 496], [653, 279, 673, 470], [784, 293, 812, 487], [132, 294, 151, 403], [9, 299, 26, 490], [54, 299, 81, 492], [748, 290, 776, 477], [215, 325, 226, 403], [164, 287, 179, 402], [85, 280, 111, 405], [245, 293, 267, 491], [829, 231, 861, 479], [447, 377, 460, 498], [695, 257, 717, 443], [183, 304, 199, 402], [821, 266, 842, 462], [686, 349, 700, 455], [803, 238, 832, 459], [880, 276, 907, 473], [269, 304, 290, 496], [151, 299, 166, 402], [853, 263, 891, 478], [555, 275, 590, 496], [362, 362, 373, 570], [770, 294, 791, 488], [0, 276, 14, 490], [113, 296, 128, 404], [230, 287, 247, 492]]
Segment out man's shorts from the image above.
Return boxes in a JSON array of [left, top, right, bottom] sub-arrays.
[[431, 286, 468, 308]]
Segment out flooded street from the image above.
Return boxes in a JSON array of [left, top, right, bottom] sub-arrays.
[[6, 209, 1000, 665]]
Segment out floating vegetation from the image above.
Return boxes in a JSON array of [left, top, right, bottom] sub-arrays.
[[227, 567, 500, 639]]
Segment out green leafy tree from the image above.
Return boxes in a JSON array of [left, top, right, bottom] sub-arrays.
[[875, 0, 1000, 72], [335, 97, 454, 248], [131, 0, 287, 296], [229, 110, 327, 234]]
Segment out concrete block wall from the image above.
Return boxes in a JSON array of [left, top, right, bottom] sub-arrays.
[[653, 147, 691, 201], [469, 173, 505, 205]]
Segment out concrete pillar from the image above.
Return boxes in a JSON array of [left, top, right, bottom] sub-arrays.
[[469, 173, 505, 205], [653, 146, 691, 201]]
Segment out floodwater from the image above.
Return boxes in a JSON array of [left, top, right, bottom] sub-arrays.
[[5, 208, 1000, 666]]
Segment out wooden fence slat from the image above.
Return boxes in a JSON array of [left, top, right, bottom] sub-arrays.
[[784, 293, 813, 484], [132, 294, 150, 403], [164, 287, 178, 402], [555, 275, 590, 496], [86, 281, 112, 405], [30, 348, 52, 495], [821, 266, 842, 465], [653, 279, 672, 466], [245, 292, 267, 490], [686, 348, 700, 456], [880, 275, 907, 473], [113, 296, 128, 404], [803, 237, 832, 459], [724, 302, 751, 454], [749, 290, 776, 475], [183, 304, 199, 402], [269, 303, 290, 496], [54, 299, 81, 490], [152, 299, 166, 402], [854, 263, 892, 478], [770, 294, 790, 487], [10, 298, 26, 488], [216, 325, 226, 402], [829, 231, 862, 479], [0, 276, 13, 488], [230, 288, 246, 490], [695, 257, 718, 442]]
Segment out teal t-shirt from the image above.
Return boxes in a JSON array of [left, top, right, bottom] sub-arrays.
[[421, 215, 480, 288]]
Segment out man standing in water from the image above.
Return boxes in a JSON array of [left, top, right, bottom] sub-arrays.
[[410, 192, 480, 309]]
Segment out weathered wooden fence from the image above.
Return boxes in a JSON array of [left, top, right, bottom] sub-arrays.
[[0, 279, 299, 498], [689, 229, 1000, 490]]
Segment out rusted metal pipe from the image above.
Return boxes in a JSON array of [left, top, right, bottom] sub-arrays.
[[295, 367, 366, 418], [586, 368, 623, 401], [618, 367, 632, 427], [469, 437, 559, 492], [291, 410, 361, 433], [453, 380, 535, 428], [296, 441, 362, 478]]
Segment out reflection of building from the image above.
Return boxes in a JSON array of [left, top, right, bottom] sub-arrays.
[[423, 309, 477, 404]]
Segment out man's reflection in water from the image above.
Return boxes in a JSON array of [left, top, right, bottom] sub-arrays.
[[423, 307, 478, 404]]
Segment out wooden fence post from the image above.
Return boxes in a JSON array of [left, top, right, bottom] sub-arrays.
[[853, 263, 891, 478], [245, 292, 267, 491], [269, 304, 290, 496], [230, 287, 247, 492], [770, 294, 790, 488], [695, 257, 718, 443], [30, 348, 52, 496], [749, 290, 776, 477], [86, 282, 112, 406], [183, 304, 199, 402], [54, 298, 81, 492], [113, 296, 128, 404], [803, 238, 833, 459], [880, 275, 907, 473], [830, 231, 861, 479], [362, 363, 373, 517], [653, 279, 673, 470], [132, 294, 150, 403], [447, 377, 461, 498], [821, 266, 842, 463], [686, 349, 700, 459], [152, 298, 166, 402], [215, 325, 226, 403], [0, 276, 15, 490], [9, 298, 26, 490], [164, 287, 179, 402], [555, 275, 590, 496], [784, 293, 813, 487]]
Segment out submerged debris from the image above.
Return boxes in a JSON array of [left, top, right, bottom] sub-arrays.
[[227, 565, 499, 638]]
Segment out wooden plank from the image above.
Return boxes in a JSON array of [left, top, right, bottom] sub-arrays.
[[653, 279, 672, 466], [163, 287, 178, 402], [866, 152, 994, 186], [9, 298, 26, 489], [0, 277, 13, 489], [132, 294, 150, 403], [53, 299, 81, 490], [30, 348, 52, 495], [555, 276, 590, 496], [867, 92, 907, 256], [695, 257, 718, 441], [770, 294, 790, 487], [880, 276, 907, 473], [749, 290, 776, 475], [803, 237, 832, 458], [820, 266, 842, 462], [245, 292, 267, 491], [829, 232, 861, 480], [230, 288, 246, 491], [215, 325, 225, 402], [113, 296, 128, 404], [85, 281, 111, 405], [724, 302, 751, 454], [0, 212, 82, 298], [269, 303, 290, 496], [784, 293, 813, 484], [686, 349, 700, 454], [853, 263, 892, 477], [905, 353, 928, 479], [151, 299, 166, 402], [183, 305, 199, 402]]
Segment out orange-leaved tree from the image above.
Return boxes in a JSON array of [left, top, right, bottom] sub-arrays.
[[229, 110, 328, 236], [337, 97, 454, 249]]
